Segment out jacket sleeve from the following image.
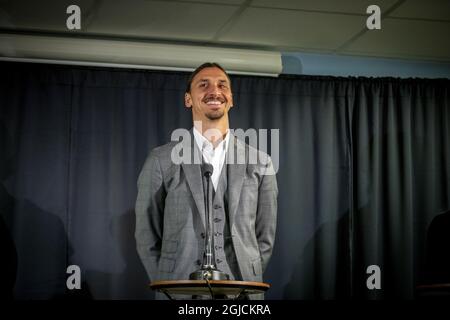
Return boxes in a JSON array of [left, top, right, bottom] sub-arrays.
[[255, 155, 278, 273], [135, 150, 165, 282]]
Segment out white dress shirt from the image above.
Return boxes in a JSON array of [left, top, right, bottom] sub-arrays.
[[193, 127, 230, 191]]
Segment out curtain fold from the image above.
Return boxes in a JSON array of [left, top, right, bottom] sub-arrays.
[[0, 62, 449, 299]]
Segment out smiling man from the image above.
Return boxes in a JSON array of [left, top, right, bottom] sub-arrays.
[[135, 62, 278, 299]]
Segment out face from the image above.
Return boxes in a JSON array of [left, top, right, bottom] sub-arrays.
[[185, 67, 233, 121]]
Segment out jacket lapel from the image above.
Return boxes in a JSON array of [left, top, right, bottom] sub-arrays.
[[181, 161, 206, 229], [177, 130, 206, 229]]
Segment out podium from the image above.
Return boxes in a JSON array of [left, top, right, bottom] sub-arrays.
[[150, 280, 270, 300], [416, 283, 450, 299]]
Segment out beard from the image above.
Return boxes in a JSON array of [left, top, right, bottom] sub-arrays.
[[205, 109, 225, 120]]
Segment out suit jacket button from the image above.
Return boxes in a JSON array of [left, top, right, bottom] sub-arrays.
[[196, 259, 202, 266], [214, 204, 221, 209], [201, 232, 205, 238]]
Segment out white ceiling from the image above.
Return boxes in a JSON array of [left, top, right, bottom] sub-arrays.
[[0, 0, 449, 62]]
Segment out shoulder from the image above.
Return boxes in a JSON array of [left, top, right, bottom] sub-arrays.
[[141, 140, 179, 173], [233, 136, 276, 176], [149, 141, 178, 160]]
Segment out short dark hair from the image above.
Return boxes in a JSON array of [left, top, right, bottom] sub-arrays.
[[185, 62, 231, 94]]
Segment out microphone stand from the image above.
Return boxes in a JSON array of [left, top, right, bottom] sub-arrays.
[[190, 163, 229, 281]]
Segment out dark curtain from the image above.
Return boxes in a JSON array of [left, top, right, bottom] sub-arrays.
[[0, 62, 449, 299]]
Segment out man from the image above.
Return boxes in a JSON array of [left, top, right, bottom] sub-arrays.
[[135, 62, 277, 299]]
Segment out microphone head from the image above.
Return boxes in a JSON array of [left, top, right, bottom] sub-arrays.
[[202, 163, 213, 178]]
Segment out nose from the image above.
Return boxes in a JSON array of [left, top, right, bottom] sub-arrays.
[[207, 83, 221, 96]]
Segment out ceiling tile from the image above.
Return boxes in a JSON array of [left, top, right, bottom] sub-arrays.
[[218, 7, 365, 50], [389, 0, 450, 21], [172, 0, 246, 5], [87, 0, 238, 41], [342, 18, 450, 61], [0, 0, 95, 30], [251, 0, 397, 14]]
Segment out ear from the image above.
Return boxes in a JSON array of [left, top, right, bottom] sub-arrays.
[[184, 93, 192, 108], [229, 93, 234, 109]]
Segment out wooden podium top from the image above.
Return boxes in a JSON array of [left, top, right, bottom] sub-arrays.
[[416, 283, 450, 291], [416, 283, 450, 298], [150, 280, 270, 297]]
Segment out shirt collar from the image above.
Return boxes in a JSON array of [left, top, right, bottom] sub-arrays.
[[193, 126, 230, 154]]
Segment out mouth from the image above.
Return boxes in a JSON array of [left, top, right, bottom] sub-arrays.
[[204, 99, 225, 109]]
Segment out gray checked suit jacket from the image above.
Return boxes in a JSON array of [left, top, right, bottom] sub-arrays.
[[135, 131, 278, 299]]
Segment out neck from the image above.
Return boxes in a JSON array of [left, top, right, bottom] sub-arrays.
[[193, 117, 229, 147]]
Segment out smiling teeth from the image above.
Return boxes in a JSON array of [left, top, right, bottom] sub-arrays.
[[206, 101, 222, 105]]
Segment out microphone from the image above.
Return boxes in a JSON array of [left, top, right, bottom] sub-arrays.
[[189, 162, 229, 281], [202, 162, 213, 179], [201, 163, 215, 269]]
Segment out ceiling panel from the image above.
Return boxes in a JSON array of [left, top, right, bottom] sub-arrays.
[[251, 0, 397, 14], [172, 0, 246, 5], [389, 0, 450, 20], [0, 0, 95, 30], [342, 18, 450, 61], [87, 0, 239, 41], [218, 7, 366, 50]]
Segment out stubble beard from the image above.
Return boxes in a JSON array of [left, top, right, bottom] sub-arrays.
[[205, 109, 225, 120]]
